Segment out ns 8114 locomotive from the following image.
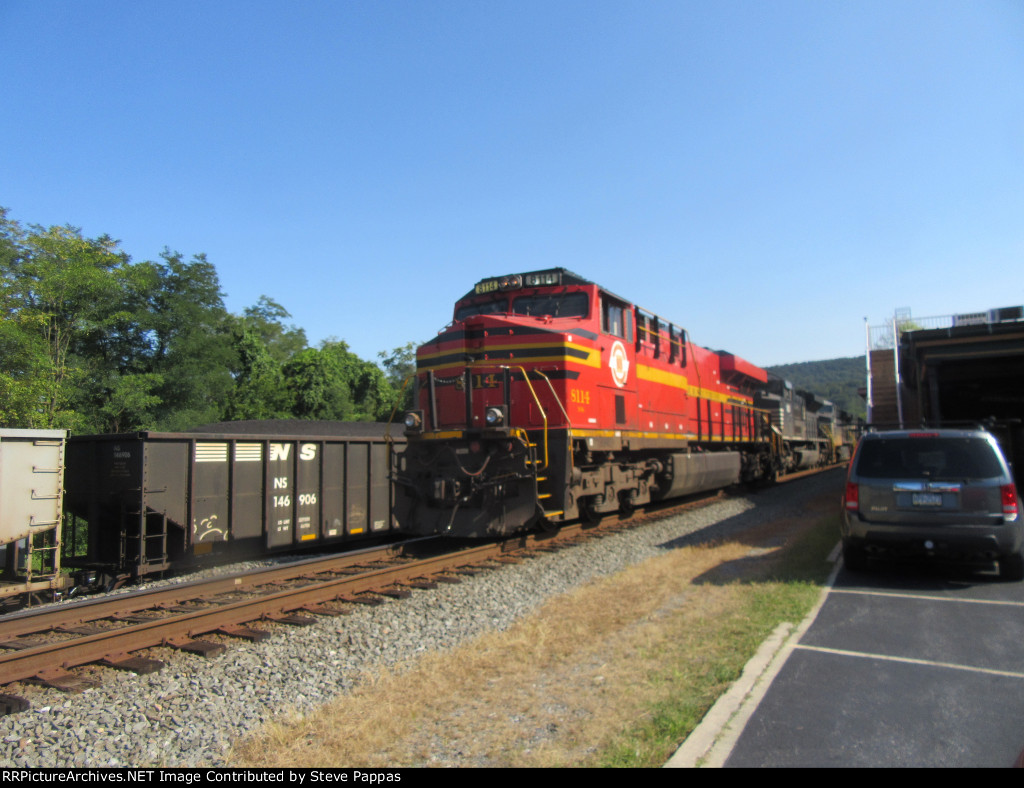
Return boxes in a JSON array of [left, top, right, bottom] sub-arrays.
[[392, 268, 783, 538]]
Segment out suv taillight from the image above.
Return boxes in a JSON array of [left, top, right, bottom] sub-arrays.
[[1002, 484, 1020, 521], [845, 482, 859, 513]]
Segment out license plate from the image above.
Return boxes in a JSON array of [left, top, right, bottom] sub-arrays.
[[912, 492, 943, 507]]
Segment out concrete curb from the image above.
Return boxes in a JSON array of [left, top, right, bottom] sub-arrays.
[[665, 558, 840, 768]]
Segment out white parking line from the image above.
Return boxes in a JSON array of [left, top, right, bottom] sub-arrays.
[[793, 643, 1024, 680], [830, 588, 1024, 608], [668, 562, 1024, 768]]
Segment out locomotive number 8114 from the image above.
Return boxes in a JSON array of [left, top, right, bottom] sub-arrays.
[[392, 268, 829, 538]]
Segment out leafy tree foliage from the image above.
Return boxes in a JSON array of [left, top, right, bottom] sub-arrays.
[[0, 210, 133, 430], [766, 356, 867, 420], [140, 251, 237, 430], [379, 342, 418, 412], [241, 295, 307, 363], [0, 206, 418, 432], [223, 324, 292, 421], [280, 340, 399, 422]]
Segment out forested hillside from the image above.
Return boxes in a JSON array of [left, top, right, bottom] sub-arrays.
[[766, 356, 866, 419], [0, 208, 416, 433]]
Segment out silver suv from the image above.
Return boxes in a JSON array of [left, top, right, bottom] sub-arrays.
[[841, 428, 1024, 580]]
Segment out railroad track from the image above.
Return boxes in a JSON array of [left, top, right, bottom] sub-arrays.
[[0, 465, 839, 715], [0, 522, 612, 712]]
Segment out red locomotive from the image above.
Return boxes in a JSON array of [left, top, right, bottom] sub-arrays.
[[393, 268, 793, 538]]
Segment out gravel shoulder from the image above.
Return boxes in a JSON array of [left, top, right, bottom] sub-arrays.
[[0, 470, 842, 768]]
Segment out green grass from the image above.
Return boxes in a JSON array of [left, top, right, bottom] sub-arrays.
[[592, 514, 840, 768]]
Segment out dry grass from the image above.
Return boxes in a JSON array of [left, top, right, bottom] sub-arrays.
[[230, 487, 837, 768]]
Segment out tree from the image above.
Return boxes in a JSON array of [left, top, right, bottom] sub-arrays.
[[279, 339, 402, 422], [282, 346, 354, 420], [95, 372, 164, 433], [320, 339, 400, 421], [241, 295, 307, 363], [0, 205, 412, 431], [379, 341, 418, 413], [0, 212, 132, 430], [0, 212, 49, 426], [223, 323, 292, 420], [141, 250, 237, 430]]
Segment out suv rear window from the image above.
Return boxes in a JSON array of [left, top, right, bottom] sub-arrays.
[[855, 437, 1004, 480]]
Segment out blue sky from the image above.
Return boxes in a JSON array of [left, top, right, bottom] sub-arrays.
[[3, 0, 1022, 367]]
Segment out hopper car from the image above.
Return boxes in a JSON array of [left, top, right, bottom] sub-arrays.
[[0, 429, 69, 605], [61, 422, 403, 589], [393, 268, 856, 538]]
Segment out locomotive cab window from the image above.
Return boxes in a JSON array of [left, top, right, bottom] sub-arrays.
[[513, 290, 589, 318], [601, 295, 632, 339], [656, 320, 669, 359], [636, 309, 657, 355], [671, 325, 687, 366], [455, 297, 509, 322]]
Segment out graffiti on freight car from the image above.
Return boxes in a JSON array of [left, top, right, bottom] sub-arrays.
[[194, 515, 225, 541]]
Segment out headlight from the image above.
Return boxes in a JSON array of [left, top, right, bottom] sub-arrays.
[[404, 411, 423, 431], [485, 407, 505, 427]]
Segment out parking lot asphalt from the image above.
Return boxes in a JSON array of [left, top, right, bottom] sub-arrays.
[[670, 556, 1024, 767]]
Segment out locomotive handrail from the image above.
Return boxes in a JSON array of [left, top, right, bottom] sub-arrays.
[[504, 365, 549, 470], [819, 423, 837, 455], [532, 367, 576, 479], [533, 369, 571, 426], [767, 420, 784, 460]]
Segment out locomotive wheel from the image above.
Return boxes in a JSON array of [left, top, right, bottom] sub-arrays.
[[580, 496, 602, 523], [755, 463, 779, 488], [618, 491, 636, 519], [535, 504, 559, 533]]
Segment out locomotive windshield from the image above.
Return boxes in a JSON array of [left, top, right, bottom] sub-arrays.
[[455, 290, 590, 322], [455, 298, 508, 321], [513, 291, 589, 318]]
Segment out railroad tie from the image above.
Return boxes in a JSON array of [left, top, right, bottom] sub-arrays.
[[166, 638, 227, 658], [215, 625, 271, 642], [101, 652, 165, 675], [28, 667, 101, 693]]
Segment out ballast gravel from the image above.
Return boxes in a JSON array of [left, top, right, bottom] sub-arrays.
[[0, 472, 839, 767]]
